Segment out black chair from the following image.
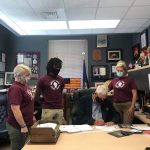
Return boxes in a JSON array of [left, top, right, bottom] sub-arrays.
[[71, 88, 95, 124], [0, 90, 9, 139]]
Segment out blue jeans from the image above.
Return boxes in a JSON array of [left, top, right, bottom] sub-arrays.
[[6, 123, 29, 150]]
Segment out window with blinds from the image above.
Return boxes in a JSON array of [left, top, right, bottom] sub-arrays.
[[48, 40, 88, 87]]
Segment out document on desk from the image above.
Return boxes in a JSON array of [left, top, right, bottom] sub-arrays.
[[95, 125, 117, 132], [59, 124, 93, 133], [131, 125, 150, 131], [37, 123, 57, 129]]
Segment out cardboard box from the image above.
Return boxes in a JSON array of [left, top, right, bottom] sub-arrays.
[[30, 120, 60, 143]]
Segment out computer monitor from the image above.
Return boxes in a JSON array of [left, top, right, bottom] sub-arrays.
[[4, 72, 15, 86]]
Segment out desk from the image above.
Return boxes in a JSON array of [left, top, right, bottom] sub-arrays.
[[135, 111, 150, 124], [23, 127, 150, 150]]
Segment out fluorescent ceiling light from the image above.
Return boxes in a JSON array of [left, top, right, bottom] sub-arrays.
[[0, 12, 26, 35], [68, 20, 120, 29], [17, 21, 67, 30]]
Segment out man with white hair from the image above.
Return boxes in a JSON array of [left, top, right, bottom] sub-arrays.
[[74, 85, 121, 126]]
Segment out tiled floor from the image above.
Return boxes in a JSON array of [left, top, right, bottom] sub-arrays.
[[0, 138, 10, 150]]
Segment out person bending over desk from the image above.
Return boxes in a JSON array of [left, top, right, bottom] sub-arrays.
[[73, 85, 121, 126]]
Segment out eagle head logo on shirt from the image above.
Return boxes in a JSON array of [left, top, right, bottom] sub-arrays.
[[50, 80, 60, 90], [115, 80, 125, 88]]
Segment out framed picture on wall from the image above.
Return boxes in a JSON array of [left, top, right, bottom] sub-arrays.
[[95, 82, 104, 87], [91, 65, 108, 82], [106, 49, 122, 62], [141, 30, 148, 49], [132, 43, 140, 61], [92, 49, 102, 61], [110, 64, 116, 78], [97, 34, 107, 48], [16, 52, 40, 79]]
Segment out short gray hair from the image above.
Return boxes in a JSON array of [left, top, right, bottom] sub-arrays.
[[95, 85, 108, 95], [13, 64, 31, 77]]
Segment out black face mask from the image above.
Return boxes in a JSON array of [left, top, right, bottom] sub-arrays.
[[51, 68, 60, 76], [95, 97, 102, 104]]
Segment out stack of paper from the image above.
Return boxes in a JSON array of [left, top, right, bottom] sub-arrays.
[[59, 124, 93, 133], [37, 123, 57, 129]]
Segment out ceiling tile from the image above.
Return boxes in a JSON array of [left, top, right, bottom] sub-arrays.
[[125, 6, 150, 19], [46, 29, 70, 35], [27, 0, 64, 11], [118, 19, 148, 28], [69, 29, 92, 34], [0, 0, 37, 21], [64, 0, 99, 8], [96, 7, 128, 19], [38, 8, 66, 21], [134, 0, 150, 6], [99, 0, 135, 7], [66, 8, 96, 20], [0, 0, 30, 10], [92, 28, 115, 34], [114, 27, 139, 33], [25, 30, 48, 35], [138, 20, 150, 32]]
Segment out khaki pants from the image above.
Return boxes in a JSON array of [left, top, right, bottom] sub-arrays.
[[113, 102, 134, 125], [41, 109, 66, 125]]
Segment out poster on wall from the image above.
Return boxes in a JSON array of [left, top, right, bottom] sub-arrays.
[[0, 62, 5, 72], [16, 52, 40, 79]]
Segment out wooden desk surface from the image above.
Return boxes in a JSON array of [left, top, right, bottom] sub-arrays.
[[134, 111, 150, 124], [23, 127, 150, 150]]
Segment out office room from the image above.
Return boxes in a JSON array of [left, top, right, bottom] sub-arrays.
[[0, 0, 150, 150]]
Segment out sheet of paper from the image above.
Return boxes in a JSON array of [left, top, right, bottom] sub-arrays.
[[59, 125, 81, 133], [0, 78, 4, 85], [100, 67, 106, 76], [2, 53, 5, 62], [24, 57, 32, 67], [17, 54, 24, 64], [0, 62, 5, 72], [37, 123, 57, 129], [131, 125, 150, 131], [75, 125, 93, 131], [59, 124, 93, 133], [95, 125, 116, 132]]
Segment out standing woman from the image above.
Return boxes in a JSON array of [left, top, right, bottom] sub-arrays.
[[108, 60, 137, 125], [6, 64, 35, 150]]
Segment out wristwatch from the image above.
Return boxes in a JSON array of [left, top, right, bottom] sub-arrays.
[[20, 124, 27, 128]]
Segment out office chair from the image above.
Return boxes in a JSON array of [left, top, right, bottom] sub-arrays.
[[71, 88, 95, 124], [0, 91, 8, 138]]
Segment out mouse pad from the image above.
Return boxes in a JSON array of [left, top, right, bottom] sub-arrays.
[[108, 130, 132, 138]]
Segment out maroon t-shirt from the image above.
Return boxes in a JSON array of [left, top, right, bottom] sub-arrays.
[[36, 75, 64, 109], [7, 81, 34, 129], [108, 76, 137, 103]]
